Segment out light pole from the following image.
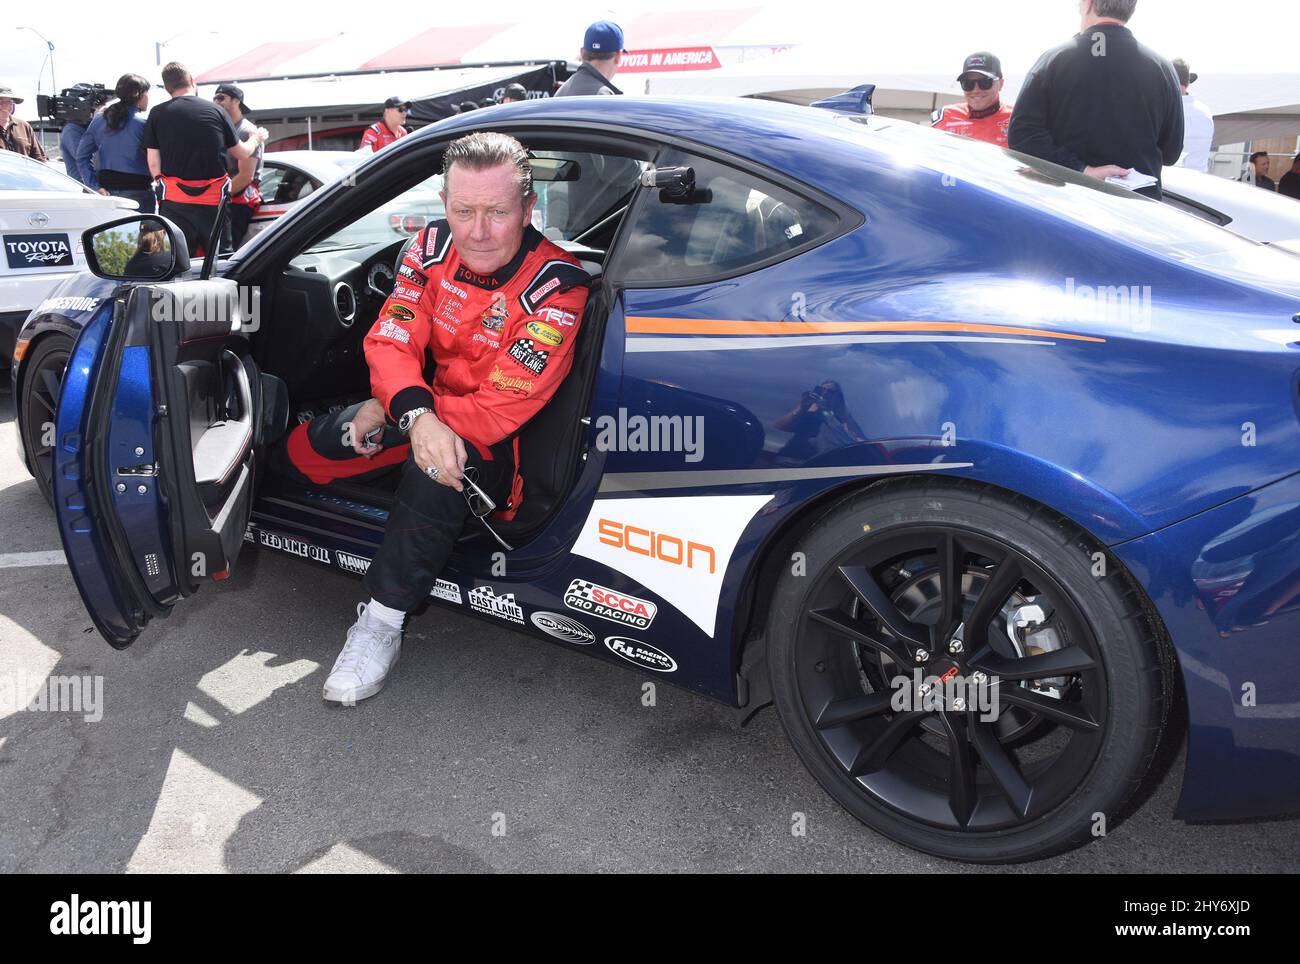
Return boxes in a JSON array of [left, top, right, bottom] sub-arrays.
[[16, 26, 56, 93], [15, 26, 56, 157]]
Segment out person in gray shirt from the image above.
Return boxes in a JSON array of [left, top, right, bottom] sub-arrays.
[[555, 21, 626, 96]]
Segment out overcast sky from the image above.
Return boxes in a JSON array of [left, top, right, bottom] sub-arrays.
[[2, 0, 1296, 119]]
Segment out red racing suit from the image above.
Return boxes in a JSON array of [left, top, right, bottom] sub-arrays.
[[365, 219, 590, 455], [359, 122, 408, 153], [931, 102, 1014, 148]]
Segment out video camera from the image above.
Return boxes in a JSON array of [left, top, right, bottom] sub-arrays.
[[37, 83, 111, 128]]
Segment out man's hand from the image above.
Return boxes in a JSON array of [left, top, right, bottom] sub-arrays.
[[1083, 164, 1131, 180], [348, 398, 387, 456], [97, 188, 110, 196], [408, 412, 467, 491]]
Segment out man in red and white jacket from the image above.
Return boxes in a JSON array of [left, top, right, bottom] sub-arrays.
[[358, 96, 411, 153], [932, 52, 1014, 149], [318, 130, 589, 704]]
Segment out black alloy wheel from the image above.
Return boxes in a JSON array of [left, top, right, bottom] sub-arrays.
[[767, 479, 1168, 863]]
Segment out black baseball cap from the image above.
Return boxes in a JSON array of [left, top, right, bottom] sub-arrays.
[[214, 83, 249, 112], [500, 83, 527, 102], [383, 96, 412, 110], [958, 52, 1002, 81]]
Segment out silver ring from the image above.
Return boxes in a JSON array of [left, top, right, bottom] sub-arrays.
[[426, 466, 439, 481]]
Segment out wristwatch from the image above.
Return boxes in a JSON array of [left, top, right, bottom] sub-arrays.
[[398, 407, 432, 433]]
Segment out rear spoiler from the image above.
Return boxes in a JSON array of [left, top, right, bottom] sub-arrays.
[[810, 84, 875, 116]]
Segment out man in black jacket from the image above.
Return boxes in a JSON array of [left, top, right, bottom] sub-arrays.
[[1008, 0, 1183, 199]]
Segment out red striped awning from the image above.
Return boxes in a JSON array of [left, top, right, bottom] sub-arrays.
[[196, 39, 334, 82], [363, 24, 512, 69]]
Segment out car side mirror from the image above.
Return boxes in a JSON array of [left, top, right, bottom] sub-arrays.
[[82, 215, 191, 282]]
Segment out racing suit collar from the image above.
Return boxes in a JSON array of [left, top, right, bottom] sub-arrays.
[[968, 99, 1003, 120], [452, 224, 545, 290]]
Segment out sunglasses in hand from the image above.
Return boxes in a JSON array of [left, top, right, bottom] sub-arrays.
[[461, 466, 513, 551]]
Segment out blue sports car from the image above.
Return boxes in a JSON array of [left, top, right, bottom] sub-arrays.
[[11, 96, 1300, 863]]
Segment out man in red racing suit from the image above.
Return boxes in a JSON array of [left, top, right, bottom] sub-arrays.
[[298, 131, 589, 704]]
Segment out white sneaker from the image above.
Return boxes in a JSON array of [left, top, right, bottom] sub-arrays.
[[323, 603, 402, 704]]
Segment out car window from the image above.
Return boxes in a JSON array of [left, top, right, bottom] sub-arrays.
[[277, 168, 318, 204], [306, 170, 447, 252], [258, 165, 285, 204], [0, 153, 85, 193], [619, 149, 838, 284], [528, 150, 647, 244]]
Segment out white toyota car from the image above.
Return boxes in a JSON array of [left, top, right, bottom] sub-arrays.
[[1161, 165, 1300, 253], [1, 151, 137, 368]]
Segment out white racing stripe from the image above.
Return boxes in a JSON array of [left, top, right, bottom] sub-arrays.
[[0, 551, 68, 569]]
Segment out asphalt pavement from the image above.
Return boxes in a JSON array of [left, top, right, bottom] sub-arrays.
[[0, 387, 1295, 873]]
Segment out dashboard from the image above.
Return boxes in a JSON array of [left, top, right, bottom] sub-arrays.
[[257, 237, 408, 404]]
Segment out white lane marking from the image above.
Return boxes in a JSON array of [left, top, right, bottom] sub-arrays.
[[0, 551, 68, 569]]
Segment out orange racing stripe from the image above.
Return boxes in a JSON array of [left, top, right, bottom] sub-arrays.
[[625, 317, 1106, 343]]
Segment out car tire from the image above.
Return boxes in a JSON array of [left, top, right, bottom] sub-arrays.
[[18, 335, 72, 508], [766, 477, 1169, 863]]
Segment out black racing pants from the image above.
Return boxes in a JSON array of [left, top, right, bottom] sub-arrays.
[[269, 401, 515, 613]]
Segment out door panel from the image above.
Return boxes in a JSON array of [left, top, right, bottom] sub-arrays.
[[53, 277, 262, 648]]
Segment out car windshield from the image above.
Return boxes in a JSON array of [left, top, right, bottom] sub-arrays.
[[0, 153, 86, 193]]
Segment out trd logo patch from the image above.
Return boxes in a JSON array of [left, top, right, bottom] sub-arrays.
[[535, 306, 576, 328], [564, 579, 657, 630], [507, 338, 549, 375]]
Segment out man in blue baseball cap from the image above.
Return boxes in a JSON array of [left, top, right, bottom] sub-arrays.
[[555, 21, 626, 96]]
